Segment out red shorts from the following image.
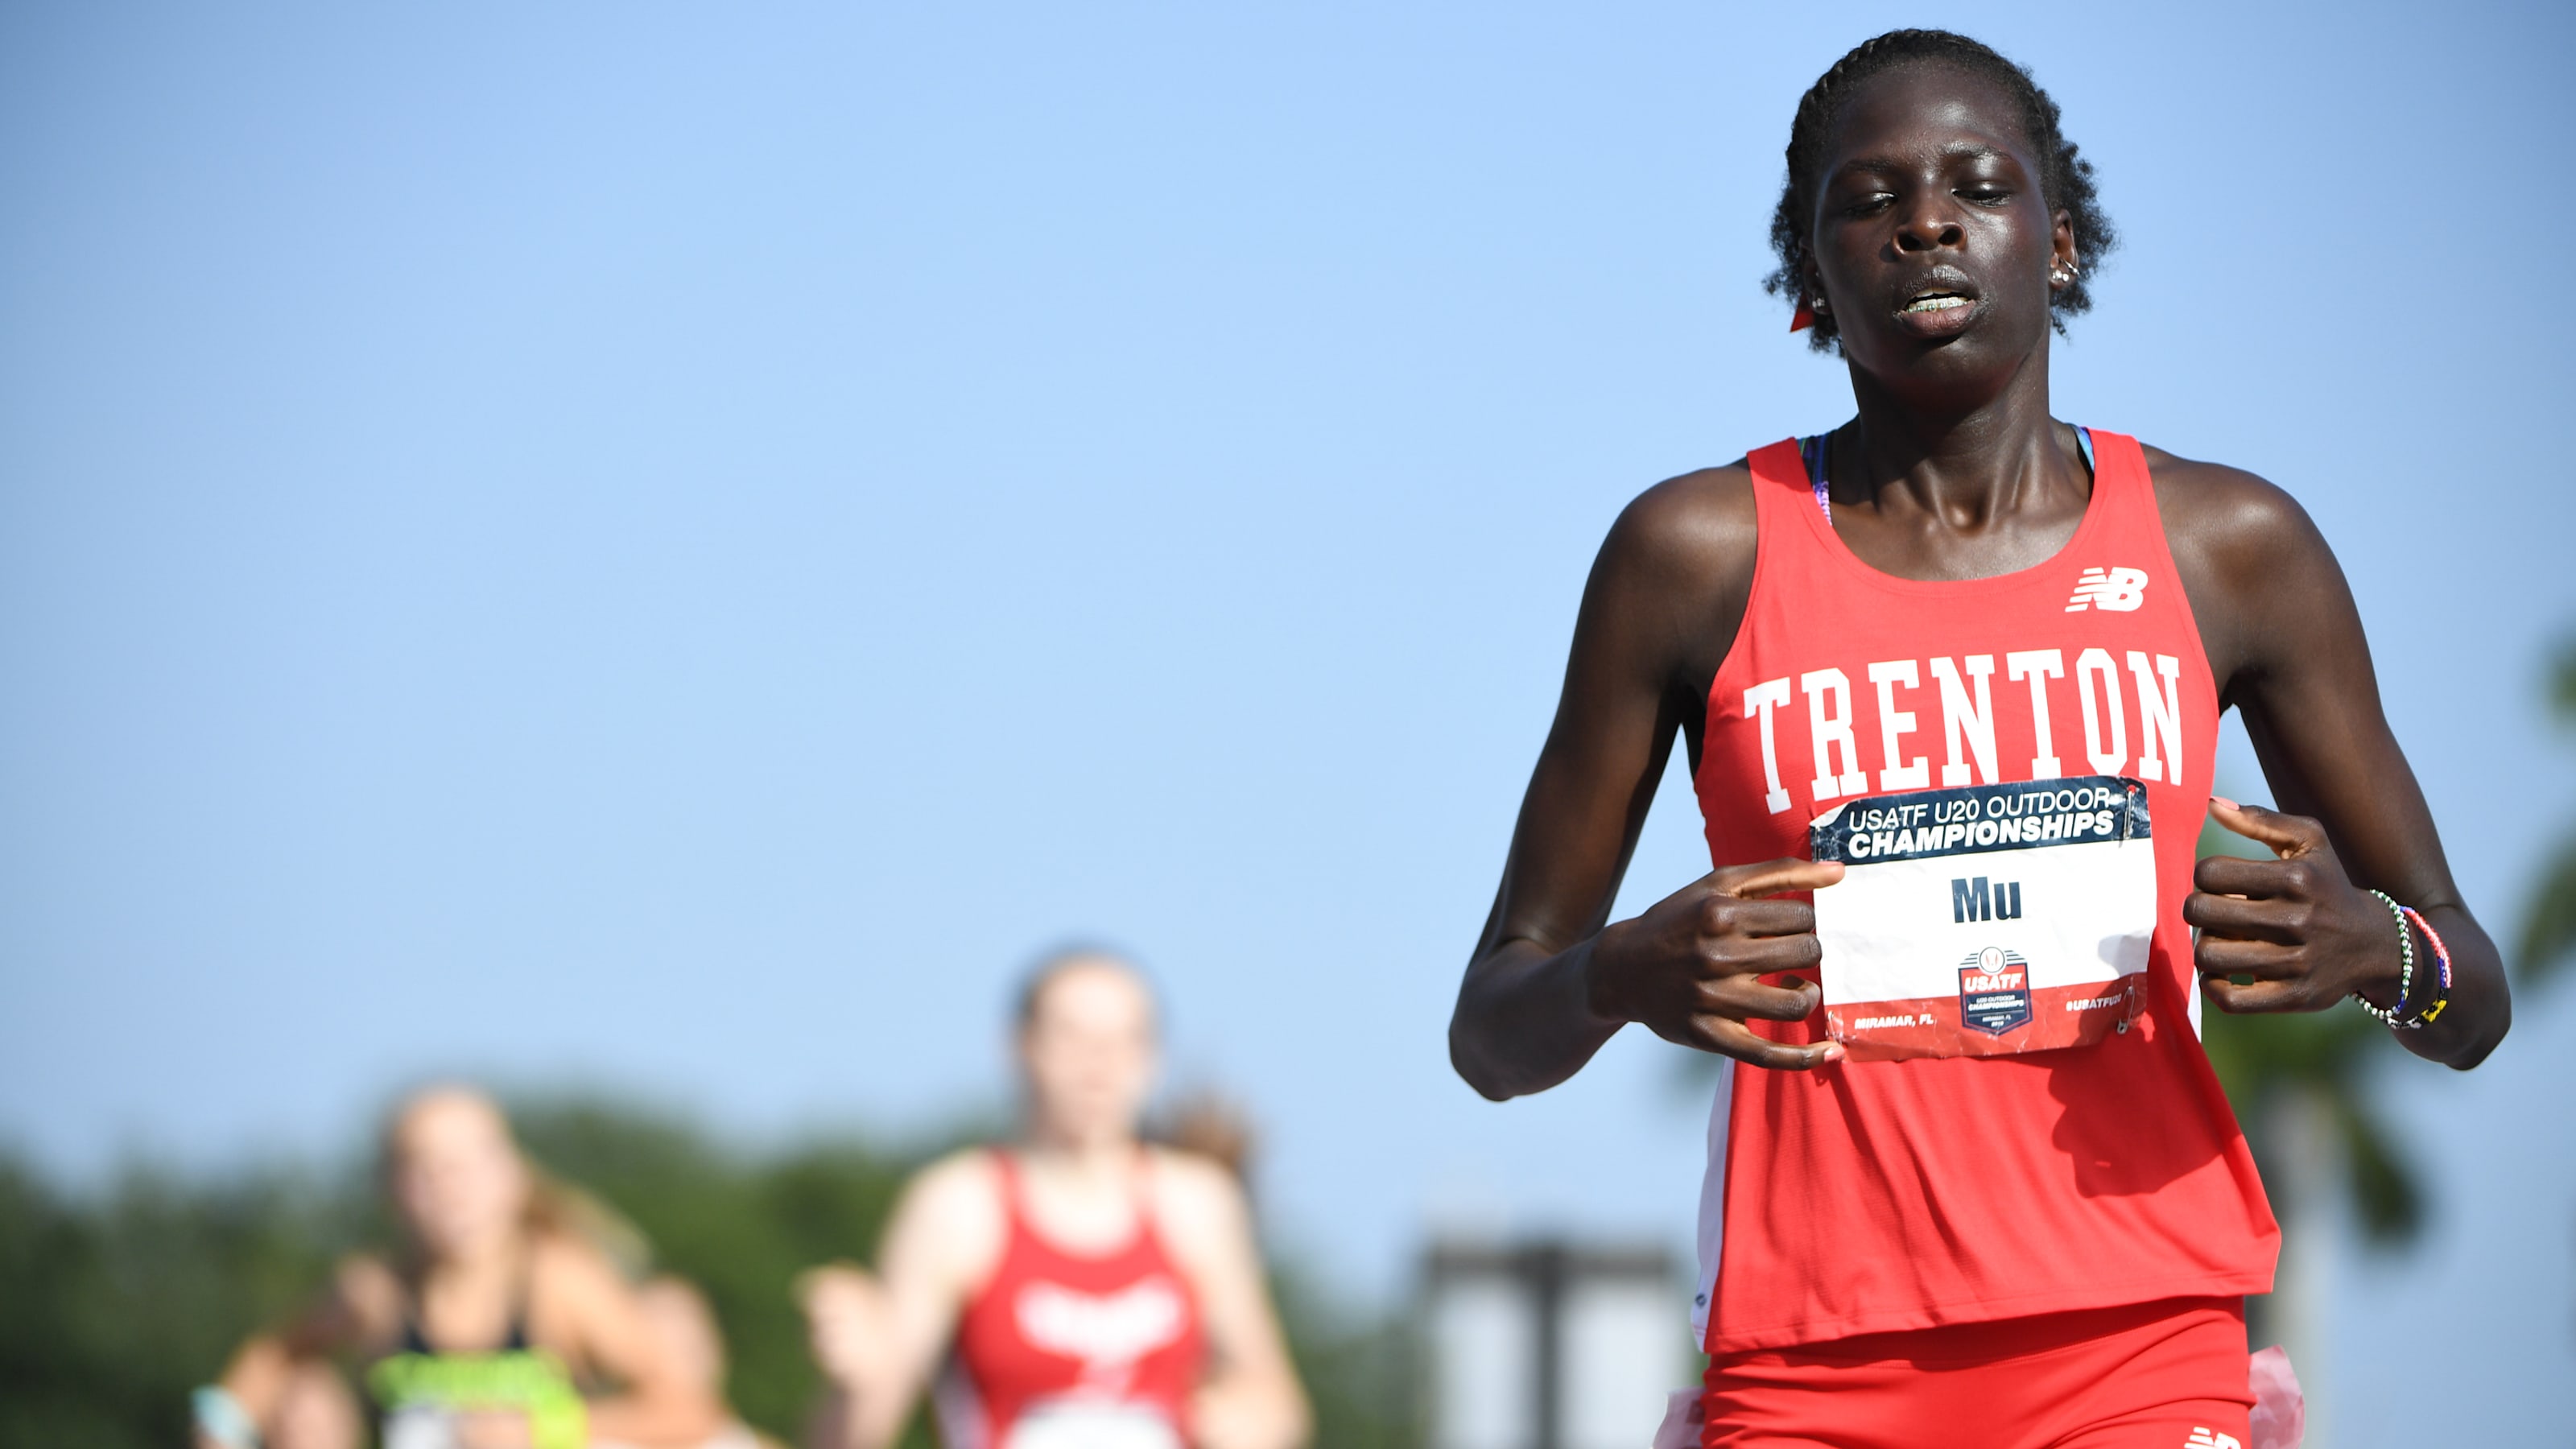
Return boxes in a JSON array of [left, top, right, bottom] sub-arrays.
[[1703, 1298, 2253, 1449]]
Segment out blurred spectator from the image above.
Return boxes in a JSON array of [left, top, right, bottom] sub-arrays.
[[192, 1084, 720, 1449]]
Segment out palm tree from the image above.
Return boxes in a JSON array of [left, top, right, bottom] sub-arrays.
[[2205, 633, 2576, 1426], [2195, 807, 2423, 1447], [2194, 807, 2422, 1250], [2516, 635, 2576, 987], [2197, 975, 2421, 1243]]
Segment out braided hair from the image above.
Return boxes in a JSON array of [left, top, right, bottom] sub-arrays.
[[1765, 30, 2116, 353]]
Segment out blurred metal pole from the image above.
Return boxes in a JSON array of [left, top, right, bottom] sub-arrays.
[[1529, 1242, 1565, 1449], [1423, 1236, 1678, 1449], [2264, 1088, 2336, 1449]]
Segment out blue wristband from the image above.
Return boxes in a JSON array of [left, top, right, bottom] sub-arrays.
[[192, 1385, 260, 1449]]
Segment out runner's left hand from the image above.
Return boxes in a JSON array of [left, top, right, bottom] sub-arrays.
[[2186, 798, 2404, 1013]]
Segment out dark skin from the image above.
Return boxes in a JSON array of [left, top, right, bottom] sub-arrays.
[[1447, 62, 2510, 1100]]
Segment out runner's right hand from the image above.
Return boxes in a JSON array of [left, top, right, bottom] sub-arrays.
[[797, 1263, 888, 1389], [1584, 857, 1845, 1070]]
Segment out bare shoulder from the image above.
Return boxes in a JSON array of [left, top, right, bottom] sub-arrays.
[[2136, 443, 2332, 572], [334, 1253, 401, 1314], [518, 1231, 646, 1368], [1596, 460, 1759, 592], [530, 1230, 630, 1296], [1144, 1146, 1253, 1255], [2138, 442, 2358, 684], [527, 1231, 646, 1351], [902, 1147, 1005, 1224], [328, 1252, 403, 1345], [886, 1148, 1007, 1282], [1567, 461, 1763, 691], [1146, 1146, 1246, 1217]]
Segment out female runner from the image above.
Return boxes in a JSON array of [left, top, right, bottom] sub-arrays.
[[1446, 29, 2508, 1447], [194, 1085, 720, 1449], [799, 949, 1308, 1449]]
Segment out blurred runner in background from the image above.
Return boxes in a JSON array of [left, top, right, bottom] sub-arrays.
[[192, 1084, 720, 1449], [799, 947, 1308, 1449]]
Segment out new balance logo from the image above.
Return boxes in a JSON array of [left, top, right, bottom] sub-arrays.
[[2183, 1430, 2241, 1449], [2065, 566, 2149, 612]]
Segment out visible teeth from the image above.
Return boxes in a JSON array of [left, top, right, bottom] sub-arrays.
[[1905, 295, 1969, 313]]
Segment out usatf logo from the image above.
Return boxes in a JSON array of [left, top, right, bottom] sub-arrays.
[[2182, 1430, 2241, 1449], [1958, 947, 2032, 1036], [2065, 565, 2149, 613]]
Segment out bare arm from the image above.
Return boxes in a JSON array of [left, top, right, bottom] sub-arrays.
[[1150, 1152, 1308, 1449], [1448, 469, 1842, 1101], [205, 1336, 317, 1440], [539, 1240, 724, 1447], [804, 1154, 998, 1449], [2156, 452, 2510, 1067], [198, 1256, 390, 1447]]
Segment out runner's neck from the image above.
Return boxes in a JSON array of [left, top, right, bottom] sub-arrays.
[[1831, 370, 2079, 522], [1012, 1134, 1144, 1191]]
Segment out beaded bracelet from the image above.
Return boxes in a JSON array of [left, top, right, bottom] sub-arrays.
[[2397, 904, 2454, 1024], [2353, 890, 2417, 1028]]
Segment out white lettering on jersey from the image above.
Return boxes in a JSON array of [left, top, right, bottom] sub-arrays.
[[1732, 646, 2193, 809], [1744, 678, 1793, 815], [2181, 1430, 2241, 1449], [1802, 667, 1868, 801], [2075, 648, 2128, 774], [1867, 659, 1930, 791], [1014, 1278, 1186, 1377], [2005, 650, 2066, 779], [1929, 654, 1999, 787], [2066, 566, 2149, 612], [2128, 651, 2183, 784]]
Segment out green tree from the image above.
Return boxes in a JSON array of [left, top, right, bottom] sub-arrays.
[[0, 1098, 1422, 1449], [2197, 1005, 2420, 1242], [0, 1154, 373, 1449], [513, 1099, 1422, 1449], [2516, 635, 2576, 987], [2194, 805, 2423, 1248], [1264, 1263, 1420, 1449], [508, 1097, 939, 1446]]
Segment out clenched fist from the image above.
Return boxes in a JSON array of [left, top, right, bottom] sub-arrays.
[[1587, 857, 1847, 1070], [797, 1264, 890, 1390]]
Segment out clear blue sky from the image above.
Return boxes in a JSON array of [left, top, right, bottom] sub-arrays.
[[3, 2, 2570, 1442]]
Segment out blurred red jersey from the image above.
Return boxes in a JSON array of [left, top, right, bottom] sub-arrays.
[[936, 1151, 1204, 1449]]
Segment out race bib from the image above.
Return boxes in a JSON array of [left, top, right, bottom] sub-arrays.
[[1002, 1399, 1185, 1449], [1810, 777, 2156, 1060], [382, 1410, 464, 1449]]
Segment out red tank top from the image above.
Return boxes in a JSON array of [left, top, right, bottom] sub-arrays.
[[1686, 431, 2278, 1354], [938, 1150, 1204, 1449]]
